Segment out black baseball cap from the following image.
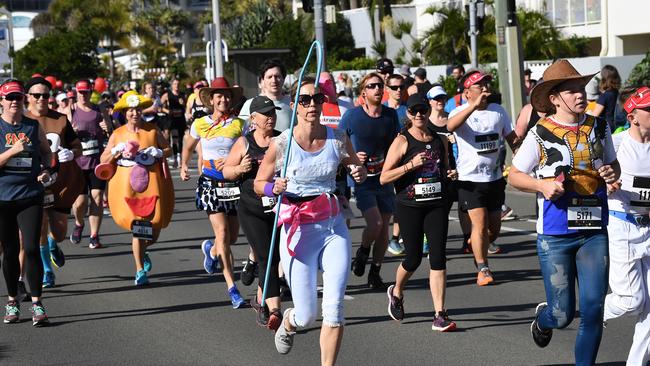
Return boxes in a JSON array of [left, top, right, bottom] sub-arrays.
[[24, 76, 52, 91], [376, 58, 394, 73], [406, 93, 428, 109], [250, 95, 281, 114]]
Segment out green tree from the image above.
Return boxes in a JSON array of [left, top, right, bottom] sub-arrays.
[[13, 27, 102, 81], [627, 49, 650, 86], [223, 1, 282, 49]]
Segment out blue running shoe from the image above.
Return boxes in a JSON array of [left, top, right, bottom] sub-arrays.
[[42, 271, 55, 288], [143, 252, 152, 273], [423, 236, 429, 255], [135, 270, 149, 286], [387, 238, 405, 256], [201, 240, 217, 274], [228, 286, 246, 309]]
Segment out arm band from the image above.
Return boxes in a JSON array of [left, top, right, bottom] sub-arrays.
[[264, 182, 276, 197]]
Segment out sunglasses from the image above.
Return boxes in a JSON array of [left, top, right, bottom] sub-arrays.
[[3, 94, 24, 101], [365, 82, 384, 90], [408, 105, 430, 115], [387, 85, 404, 91], [297, 93, 326, 107], [29, 92, 51, 100]]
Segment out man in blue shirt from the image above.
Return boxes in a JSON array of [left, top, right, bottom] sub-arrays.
[[340, 72, 400, 290], [382, 74, 408, 129]]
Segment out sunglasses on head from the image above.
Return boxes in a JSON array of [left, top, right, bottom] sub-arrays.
[[29, 92, 50, 100], [387, 84, 404, 91], [3, 94, 24, 101], [297, 93, 326, 107], [408, 105, 429, 115], [365, 82, 384, 90]]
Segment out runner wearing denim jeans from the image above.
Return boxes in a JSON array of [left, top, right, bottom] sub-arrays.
[[254, 77, 366, 365], [603, 86, 650, 366], [509, 60, 620, 366]]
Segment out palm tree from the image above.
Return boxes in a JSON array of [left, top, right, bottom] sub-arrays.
[[420, 5, 469, 65]]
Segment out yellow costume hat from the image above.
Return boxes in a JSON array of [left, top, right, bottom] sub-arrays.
[[113, 90, 153, 112]]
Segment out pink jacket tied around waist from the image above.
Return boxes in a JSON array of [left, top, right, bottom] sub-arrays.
[[277, 193, 340, 256]]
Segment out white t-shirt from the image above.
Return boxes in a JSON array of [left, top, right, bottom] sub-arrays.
[[608, 130, 650, 215], [238, 94, 292, 132], [450, 103, 513, 182]]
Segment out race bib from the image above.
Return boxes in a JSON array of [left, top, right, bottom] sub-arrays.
[[261, 196, 277, 213], [567, 196, 602, 230], [414, 178, 442, 202], [132, 220, 153, 240], [366, 155, 385, 177], [215, 182, 240, 201], [474, 133, 499, 155], [630, 176, 650, 208], [5, 152, 33, 174], [81, 139, 100, 156]]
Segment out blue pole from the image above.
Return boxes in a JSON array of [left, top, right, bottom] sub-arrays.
[[260, 40, 324, 305]]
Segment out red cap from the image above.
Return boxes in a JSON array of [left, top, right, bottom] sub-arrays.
[[66, 90, 76, 98], [624, 86, 650, 113], [75, 80, 92, 92], [0, 81, 24, 96], [463, 71, 492, 89]]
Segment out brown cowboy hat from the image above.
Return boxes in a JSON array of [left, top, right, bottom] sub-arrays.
[[530, 59, 596, 113], [198, 77, 243, 108]]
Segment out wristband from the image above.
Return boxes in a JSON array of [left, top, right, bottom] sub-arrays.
[[264, 182, 276, 197]]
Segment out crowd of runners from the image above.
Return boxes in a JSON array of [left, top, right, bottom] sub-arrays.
[[0, 56, 648, 366]]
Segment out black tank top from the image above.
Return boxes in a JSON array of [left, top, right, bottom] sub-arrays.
[[239, 130, 281, 212], [191, 99, 209, 121], [395, 126, 447, 207], [526, 106, 542, 133], [167, 91, 183, 119]]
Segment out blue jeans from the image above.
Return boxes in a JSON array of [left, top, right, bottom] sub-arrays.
[[536, 231, 609, 366]]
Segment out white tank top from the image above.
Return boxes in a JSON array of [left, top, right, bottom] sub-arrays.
[[609, 130, 650, 214], [273, 126, 348, 197]]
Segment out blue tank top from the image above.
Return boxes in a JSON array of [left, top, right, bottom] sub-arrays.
[[0, 116, 43, 201]]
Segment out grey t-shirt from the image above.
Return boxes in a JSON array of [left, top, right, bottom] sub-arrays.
[[238, 94, 292, 132]]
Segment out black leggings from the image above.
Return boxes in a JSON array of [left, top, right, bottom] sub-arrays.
[[238, 201, 280, 299], [0, 196, 44, 298], [395, 202, 448, 272]]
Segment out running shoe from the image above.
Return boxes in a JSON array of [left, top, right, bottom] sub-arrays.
[[488, 243, 503, 254], [531, 302, 553, 348], [387, 238, 404, 256], [477, 267, 494, 286], [228, 286, 246, 309], [4, 300, 19, 324], [17, 280, 30, 303], [70, 224, 83, 244], [275, 308, 296, 355], [201, 240, 217, 274], [367, 267, 386, 290], [30, 302, 49, 327], [135, 269, 149, 286], [351, 247, 369, 277], [423, 236, 429, 255], [42, 271, 55, 288], [143, 252, 152, 273], [88, 235, 103, 249], [431, 310, 457, 332], [48, 237, 65, 268], [241, 259, 257, 286], [386, 285, 404, 321], [267, 308, 283, 332], [501, 205, 516, 221], [250, 294, 269, 327]]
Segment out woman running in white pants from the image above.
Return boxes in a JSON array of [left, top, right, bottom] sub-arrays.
[[254, 76, 366, 365]]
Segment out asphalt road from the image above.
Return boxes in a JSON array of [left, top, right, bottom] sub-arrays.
[[0, 174, 636, 366]]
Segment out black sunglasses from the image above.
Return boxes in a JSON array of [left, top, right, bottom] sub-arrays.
[[408, 105, 430, 115], [297, 93, 326, 107], [387, 85, 404, 91], [365, 82, 384, 90], [4, 94, 24, 101], [29, 92, 51, 100]]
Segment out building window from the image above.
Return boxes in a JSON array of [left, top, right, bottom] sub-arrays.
[[543, 0, 601, 27]]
